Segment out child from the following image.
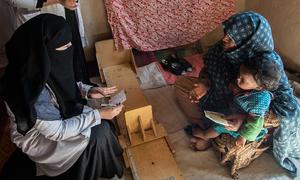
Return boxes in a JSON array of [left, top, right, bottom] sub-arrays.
[[192, 58, 281, 147]]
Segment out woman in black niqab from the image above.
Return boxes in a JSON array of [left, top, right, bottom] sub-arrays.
[[1, 14, 83, 135], [0, 14, 123, 180]]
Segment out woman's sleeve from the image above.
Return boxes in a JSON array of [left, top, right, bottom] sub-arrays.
[[271, 74, 298, 117], [5, 0, 40, 10], [34, 106, 101, 141], [77, 81, 93, 99]]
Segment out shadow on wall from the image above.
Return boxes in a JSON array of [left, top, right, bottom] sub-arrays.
[[80, 0, 112, 63], [246, 0, 300, 73]]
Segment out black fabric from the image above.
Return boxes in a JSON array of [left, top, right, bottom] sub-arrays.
[[36, 0, 46, 8], [0, 149, 36, 180], [63, 121, 124, 180], [0, 123, 123, 180], [0, 14, 83, 135], [65, 8, 91, 85]]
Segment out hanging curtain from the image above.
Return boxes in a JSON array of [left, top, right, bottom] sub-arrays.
[[104, 0, 235, 51]]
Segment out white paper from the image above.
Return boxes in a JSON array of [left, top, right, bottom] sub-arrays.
[[204, 111, 229, 126], [109, 90, 126, 105]]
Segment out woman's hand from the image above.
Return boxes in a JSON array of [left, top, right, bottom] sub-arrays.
[[189, 83, 208, 103], [58, 0, 78, 10], [88, 86, 118, 99], [224, 114, 247, 131], [99, 105, 124, 120]]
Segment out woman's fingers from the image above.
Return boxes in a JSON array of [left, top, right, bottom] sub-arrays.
[[100, 104, 124, 120], [116, 104, 124, 111], [113, 104, 124, 115], [95, 86, 118, 97], [190, 82, 209, 103], [224, 116, 244, 132], [106, 86, 118, 91], [103, 86, 118, 94], [224, 114, 247, 120], [189, 90, 199, 103]]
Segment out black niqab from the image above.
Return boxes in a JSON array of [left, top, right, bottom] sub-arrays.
[[0, 14, 83, 135]]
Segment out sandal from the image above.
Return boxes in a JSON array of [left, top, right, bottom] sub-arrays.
[[172, 53, 193, 72], [160, 55, 186, 75]]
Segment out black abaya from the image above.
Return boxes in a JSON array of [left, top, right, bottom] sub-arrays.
[[65, 9, 91, 84]]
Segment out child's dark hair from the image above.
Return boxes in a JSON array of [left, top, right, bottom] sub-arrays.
[[243, 58, 281, 91]]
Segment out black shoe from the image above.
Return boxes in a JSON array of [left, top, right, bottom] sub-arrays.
[[160, 56, 186, 75], [172, 54, 193, 72]]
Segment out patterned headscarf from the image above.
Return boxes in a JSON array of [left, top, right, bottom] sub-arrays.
[[202, 11, 279, 111], [223, 11, 274, 63], [203, 11, 300, 176]]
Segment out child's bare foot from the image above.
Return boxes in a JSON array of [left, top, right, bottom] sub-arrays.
[[190, 137, 211, 151], [192, 127, 209, 141], [235, 136, 246, 147]]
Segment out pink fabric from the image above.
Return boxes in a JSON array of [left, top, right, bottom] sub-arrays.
[[132, 50, 157, 67], [105, 0, 235, 51], [157, 54, 204, 84]]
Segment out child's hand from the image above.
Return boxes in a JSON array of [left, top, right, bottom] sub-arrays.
[[224, 114, 247, 131], [189, 83, 208, 103], [236, 136, 246, 147]]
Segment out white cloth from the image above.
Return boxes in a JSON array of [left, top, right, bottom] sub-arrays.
[[137, 62, 167, 90], [6, 82, 101, 176], [0, 0, 87, 69], [74, 3, 88, 47]]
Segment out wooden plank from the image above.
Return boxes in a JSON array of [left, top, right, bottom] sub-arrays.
[[165, 136, 176, 154], [94, 40, 182, 179], [103, 64, 148, 110], [127, 149, 140, 180], [118, 123, 167, 148], [95, 39, 132, 69], [95, 39, 132, 83], [126, 124, 133, 144], [130, 50, 137, 73], [103, 64, 149, 133], [150, 118, 158, 137], [122, 151, 130, 168], [127, 138, 183, 180], [124, 105, 153, 133], [137, 116, 146, 141]]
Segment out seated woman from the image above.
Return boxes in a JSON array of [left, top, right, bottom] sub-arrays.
[[0, 14, 124, 180], [175, 11, 300, 177], [191, 57, 280, 148]]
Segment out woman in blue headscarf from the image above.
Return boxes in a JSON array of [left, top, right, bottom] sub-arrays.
[[175, 11, 300, 176]]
